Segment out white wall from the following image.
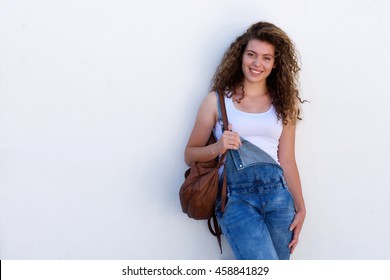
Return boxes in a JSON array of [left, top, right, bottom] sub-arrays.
[[1, 0, 389, 259]]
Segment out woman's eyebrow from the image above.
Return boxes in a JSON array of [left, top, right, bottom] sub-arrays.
[[246, 49, 274, 57]]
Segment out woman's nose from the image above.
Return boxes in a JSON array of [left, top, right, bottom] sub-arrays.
[[252, 58, 260, 66]]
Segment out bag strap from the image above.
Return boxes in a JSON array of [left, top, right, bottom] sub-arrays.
[[208, 91, 229, 254], [208, 214, 222, 253], [218, 91, 229, 133], [216, 91, 228, 213]]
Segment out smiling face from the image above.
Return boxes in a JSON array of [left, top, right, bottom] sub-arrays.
[[241, 39, 276, 85]]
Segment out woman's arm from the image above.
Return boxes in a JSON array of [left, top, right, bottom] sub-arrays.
[[278, 123, 306, 254], [184, 92, 241, 166]]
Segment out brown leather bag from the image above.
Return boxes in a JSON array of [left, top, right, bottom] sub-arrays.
[[179, 92, 228, 220]]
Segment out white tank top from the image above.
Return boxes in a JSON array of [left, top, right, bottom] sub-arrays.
[[214, 96, 283, 164]]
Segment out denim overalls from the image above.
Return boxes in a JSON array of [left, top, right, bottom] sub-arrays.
[[214, 93, 296, 260]]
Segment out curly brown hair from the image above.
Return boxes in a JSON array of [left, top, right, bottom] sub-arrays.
[[211, 21, 304, 124]]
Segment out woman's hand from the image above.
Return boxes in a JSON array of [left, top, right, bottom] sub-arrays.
[[288, 209, 306, 254], [216, 124, 242, 154]]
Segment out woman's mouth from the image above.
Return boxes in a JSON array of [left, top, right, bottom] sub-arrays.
[[249, 68, 262, 74]]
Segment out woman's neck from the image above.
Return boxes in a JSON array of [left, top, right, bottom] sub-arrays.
[[238, 80, 269, 98]]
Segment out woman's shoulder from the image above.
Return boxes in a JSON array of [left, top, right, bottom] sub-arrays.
[[204, 90, 231, 105], [197, 91, 219, 122], [201, 91, 218, 108], [206, 90, 218, 100]]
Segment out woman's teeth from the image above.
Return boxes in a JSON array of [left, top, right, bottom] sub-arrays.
[[250, 68, 262, 74]]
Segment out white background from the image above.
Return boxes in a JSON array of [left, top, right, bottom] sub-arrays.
[[1, 0, 390, 259]]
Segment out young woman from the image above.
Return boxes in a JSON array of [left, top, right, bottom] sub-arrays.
[[185, 22, 306, 260]]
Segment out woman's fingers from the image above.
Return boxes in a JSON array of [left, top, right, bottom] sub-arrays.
[[221, 131, 241, 150], [288, 234, 299, 254], [217, 129, 241, 153], [288, 211, 305, 254], [289, 218, 299, 232], [288, 225, 300, 254]]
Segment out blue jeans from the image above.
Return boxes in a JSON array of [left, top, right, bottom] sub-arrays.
[[215, 139, 295, 260]]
